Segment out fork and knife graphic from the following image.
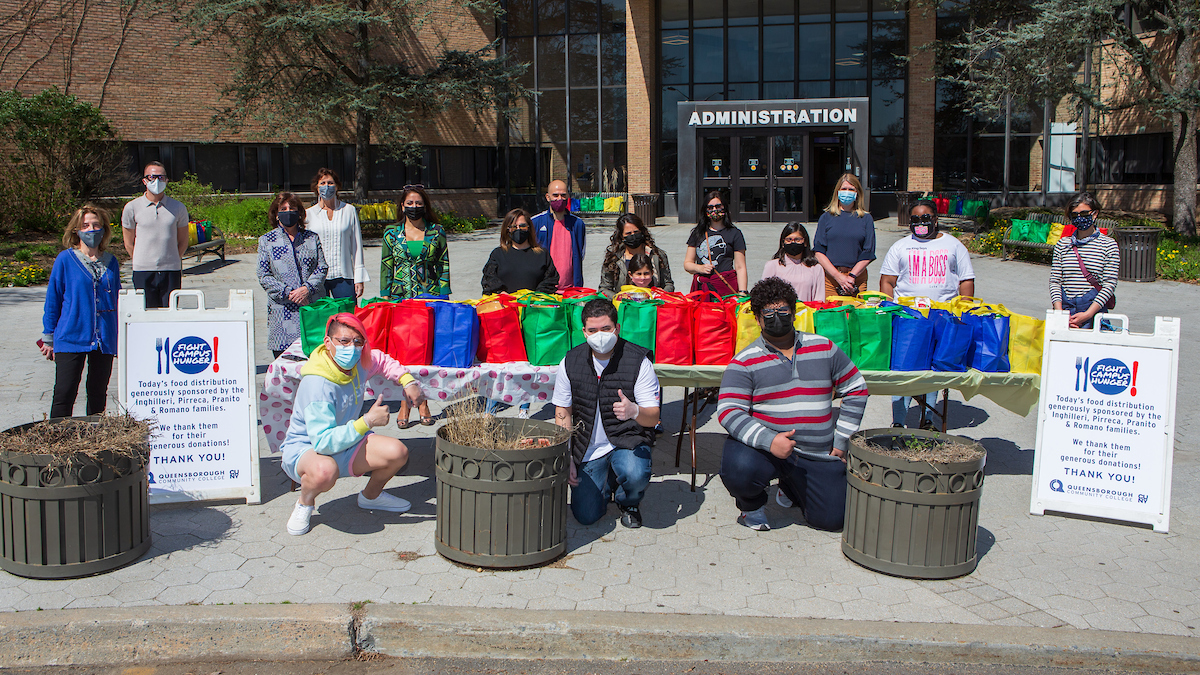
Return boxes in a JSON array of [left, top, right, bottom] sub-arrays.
[[156, 337, 171, 375], [1075, 356, 1089, 392]]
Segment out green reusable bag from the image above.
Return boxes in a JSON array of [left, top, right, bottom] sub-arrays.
[[564, 293, 604, 348], [813, 306, 854, 357], [1010, 218, 1049, 243], [616, 298, 662, 354], [849, 305, 903, 371], [299, 296, 355, 355], [517, 293, 571, 366], [964, 199, 990, 219]]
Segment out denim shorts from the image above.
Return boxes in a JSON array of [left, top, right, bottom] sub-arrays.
[[281, 434, 370, 483]]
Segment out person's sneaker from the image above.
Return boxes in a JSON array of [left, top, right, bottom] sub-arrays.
[[775, 485, 794, 508], [737, 506, 770, 531], [358, 491, 412, 513], [517, 408, 530, 419], [891, 422, 905, 428], [919, 418, 936, 431], [654, 422, 664, 435], [619, 504, 643, 528], [287, 501, 315, 536]]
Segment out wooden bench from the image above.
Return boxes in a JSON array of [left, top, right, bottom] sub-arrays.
[[182, 224, 226, 264], [1001, 213, 1119, 260]]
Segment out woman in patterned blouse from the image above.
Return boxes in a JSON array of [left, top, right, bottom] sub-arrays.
[[381, 186, 450, 299], [257, 192, 329, 357]]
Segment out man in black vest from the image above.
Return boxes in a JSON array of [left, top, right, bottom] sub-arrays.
[[552, 298, 660, 528]]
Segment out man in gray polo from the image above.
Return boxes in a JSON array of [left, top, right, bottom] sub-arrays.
[[122, 161, 190, 308]]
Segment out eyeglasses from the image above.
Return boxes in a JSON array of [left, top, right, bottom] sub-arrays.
[[402, 184, 425, 190], [143, 175, 167, 181], [706, 205, 725, 212], [760, 308, 793, 319], [911, 214, 935, 224], [1071, 209, 1097, 219], [329, 336, 365, 347], [509, 225, 529, 231]]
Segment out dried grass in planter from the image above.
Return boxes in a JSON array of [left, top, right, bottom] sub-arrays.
[[0, 413, 152, 465], [860, 431, 984, 464], [440, 393, 572, 451]]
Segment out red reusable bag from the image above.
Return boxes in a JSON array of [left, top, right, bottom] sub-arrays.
[[477, 300, 528, 363], [688, 291, 737, 365], [387, 300, 434, 365], [934, 197, 949, 214], [561, 287, 598, 299], [354, 300, 395, 353], [653, 290, 694, 365], [802, 300, 842, 310]]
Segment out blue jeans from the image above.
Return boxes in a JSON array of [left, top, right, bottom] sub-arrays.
[[325, 277, 356, 299], [891, 393, 939, 426], [1062, 289, 1114, 331], [719, 438, 847, 531], [571, 444, 653, 525]]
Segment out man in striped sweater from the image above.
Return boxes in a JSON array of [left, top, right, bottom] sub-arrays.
[[718, 278, 869, 532]]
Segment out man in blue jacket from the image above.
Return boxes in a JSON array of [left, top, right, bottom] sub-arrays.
[[532, 179, 586, 291]]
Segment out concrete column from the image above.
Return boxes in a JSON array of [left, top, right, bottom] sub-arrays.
[[626, 0, 656, 194], [907, 6, 936, 192]]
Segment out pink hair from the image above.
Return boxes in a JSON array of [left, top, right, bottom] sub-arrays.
[[326, 312, 371, 353]]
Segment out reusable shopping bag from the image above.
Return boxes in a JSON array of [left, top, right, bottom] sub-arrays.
[[653, 290, 694, 365], [1046, 222, 1066, 245], [964, 199, 990, 218], [890, 311, 935, 371], [617, 296, 660, 353], [849, 305, 902, 371], [299, 296, 356, 356], [570, 198, 581, 212], [735, 298, 761, 353], [814, 306, 854, 357], [385, 300, 434, 365], [689, 291, 737, 365], [563, 292, 604, 348], [934, 197, 949, 215], [1009, 219, 1050, 244], [428, 300, 480, 368], [953, 196, 964, 215], [516, 293, 571, 366], [477, 299, 528, 363], [825, 295, 864, 307], [1006, 309, 1045, 375], [354, 300, 395, 353], [962, 308, 1011, 372], [930, 310, 974, 372], [793, 303, 816, 334]]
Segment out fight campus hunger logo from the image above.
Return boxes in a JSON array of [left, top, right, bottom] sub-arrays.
[[1088, 358, 1137, 396], [156, 335, 221, 375]]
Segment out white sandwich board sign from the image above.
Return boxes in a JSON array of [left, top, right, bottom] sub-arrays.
[[1030, 311, 1179, 532], [118, 289, 261, 504]]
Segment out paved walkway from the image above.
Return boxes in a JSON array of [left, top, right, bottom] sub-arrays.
[[1, 217, 1197, 640]]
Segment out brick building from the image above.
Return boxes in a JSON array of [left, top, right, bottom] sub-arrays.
[[0, 0, 1190, 220]]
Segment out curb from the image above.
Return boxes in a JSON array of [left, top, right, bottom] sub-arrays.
[[2, 604, 1199, 671]]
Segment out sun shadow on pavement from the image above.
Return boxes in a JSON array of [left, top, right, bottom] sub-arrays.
[[977, 436, 1034, 475], [145, 506, 233, 559], [976, 525, 996, 559]]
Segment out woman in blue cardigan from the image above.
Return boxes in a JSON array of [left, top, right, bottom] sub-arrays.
[[41, 204, 121, 418]]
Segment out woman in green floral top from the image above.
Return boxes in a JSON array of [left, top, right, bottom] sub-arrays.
[[381, 185, 450, 298]]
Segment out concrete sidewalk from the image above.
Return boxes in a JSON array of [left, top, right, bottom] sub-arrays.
[[1, 216, 1197, 660]]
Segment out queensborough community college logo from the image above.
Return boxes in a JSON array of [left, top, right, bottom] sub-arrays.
[[155, 335, 221, 375]]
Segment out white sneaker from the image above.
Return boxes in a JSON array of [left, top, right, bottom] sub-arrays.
[[358, 490, 411, 513], [738, 506, 770, 531], [776, 485, 794, 508], [517, 407, 530, 419], [287, 501, 314, 536]]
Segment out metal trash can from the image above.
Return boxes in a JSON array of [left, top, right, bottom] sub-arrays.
[[894, 191, 920, 229], [1113, 227, 1161, 282], [632, 193, 659, 227]]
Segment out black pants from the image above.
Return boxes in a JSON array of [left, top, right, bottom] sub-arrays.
[[133, 270, 183, 309], [719, 437, 847, 531], [325, 278, 356, 299], [51, 351, 115, 418]]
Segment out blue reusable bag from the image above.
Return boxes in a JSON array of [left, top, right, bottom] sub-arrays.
[[429, 301, 479, 368], [890, 313, 935, 371], [962, 310, 1011, 372], [930, 310, 974, 372]]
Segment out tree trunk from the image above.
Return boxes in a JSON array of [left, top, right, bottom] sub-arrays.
[[1173, 109, 1198, 236], [355, 108, 370, 202]]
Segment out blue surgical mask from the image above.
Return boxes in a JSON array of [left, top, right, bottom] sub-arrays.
[[318, 185, 337, 200], [838, 190, 857, 206], [79, 229, 104, 249], [332, 344, 362, 369]]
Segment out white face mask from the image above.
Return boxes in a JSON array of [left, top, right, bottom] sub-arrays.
[[146, 178, 166, 195], [586, 330, 618, 354]]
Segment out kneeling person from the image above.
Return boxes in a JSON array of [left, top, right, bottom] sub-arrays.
[[281, 313, 426, 535], [718, 278, 868, 532], [553, 299, 660, 528]]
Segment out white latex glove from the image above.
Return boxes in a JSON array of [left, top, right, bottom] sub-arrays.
[[612, 390, 639, 421]]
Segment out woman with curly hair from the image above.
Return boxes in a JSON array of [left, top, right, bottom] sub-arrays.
[[381, 185, 450, 299], [598, 213, 674, 297]]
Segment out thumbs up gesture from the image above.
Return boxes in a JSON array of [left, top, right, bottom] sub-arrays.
[[612, 389, 639, 421], [363, 394, 390, 429]]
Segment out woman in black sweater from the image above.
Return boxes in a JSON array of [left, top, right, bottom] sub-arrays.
[[482, 208, 559, 295]]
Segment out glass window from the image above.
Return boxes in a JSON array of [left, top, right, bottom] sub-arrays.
[[474, 147, 497, 187], [693, 28, 724, 83], [269, 147, 285, 190], [763, 25, 795, 81], [662, 86, 687, 138], [172, 146, 192, 180], [740, 137, 769, 177], [835, 22, 868, 79], [661, 30, 690, 85], [288, 144, 326, 191], [537, 36, 566, 88], [739, 186, 768, 212], [1007, 136, 1033, 191], [509, 98, 536, 142], [871, 79, 904, 135], [602, 142, 627, 191], [693, 83, 726, 101], [539, 0, 566, 34], [241, 147, 259, 191], [729, 1, 757, 25], [933, 136, 968, 191], [871, 20, 905, 80], [868, 136, 904, 190], [728, 82, 760, 100], [775, 187, 803, 212], [836, 0, 867, 21], [798, 80, 831, 97], [660, 141, 679, 192], [798, 23, 831, 80], [661, 0, 688, 29], [542, 144, 568, 189], [438, 147, 470, 189], [971, 137, 1005, 190], [798, 0, 830, 22], [601, 34, 625, 85], [508, 145, 539, 191], [540, 90, 568, 143], [727, 26, 760, 82], [572, 142, 599, 191], [775, 136, 805, 176], [194, 144, 240, 192], [602, 88, 626, 140], [569, 34, 597, 86], [764, 0, 796, 24], [764, 81, 796, 99], [570, 0, 598, 33], [506, 37, 535, 89], [703, 137, 732, 178], [935, 82, 969, 135], [506, 0, 537, 36], [601, 0, 625, 31], [834, 79, 867, 96], [570, 88, 598, 141], [693, 0, 723, 27], [871, 0, 903, 20]]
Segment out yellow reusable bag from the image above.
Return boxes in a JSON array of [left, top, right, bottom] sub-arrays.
[[857, 291, 890, 307], [735, 300, 761, 353], [1046, 222, 1065, 245], [950, 296, 986, 315], [1007, 310, 1045, 374], [187, 222, 198, 246], [794, 304, 815, 333], [825, 295, 864, 307]]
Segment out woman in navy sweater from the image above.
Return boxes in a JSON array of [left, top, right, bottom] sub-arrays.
[[41, 204, 121, 418], [812, 173, 876, 298]]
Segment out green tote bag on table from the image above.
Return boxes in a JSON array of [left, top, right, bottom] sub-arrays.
[[616, 297, 662, 354], [516, 293, 572, 366], [849, 305, 903, 371], [564, 293, 604, 348], [813, 306, 854, 357], [299, 296, 355, 355]]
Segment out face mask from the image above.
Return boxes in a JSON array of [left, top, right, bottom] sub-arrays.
[[278, 210, 300, 228], [762, 313, 794, 338], [837, 190, 856, 206], [146, 178, 166, 195], [586, 330, 618, 354], [1071, 213, 1095, 232], [911, 224, 933, 239], [404, 206, 425, 222], [623, 232, 646, 249], [511, 228, 529, 244], [707, 208, 725, 222], [318, 185, 337, 200], [79, 229, 104, 249], [549, 198, 568, 212], [332, 344, 362, 369], [782, 242, 805, 256]]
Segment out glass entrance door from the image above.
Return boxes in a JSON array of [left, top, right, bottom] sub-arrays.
[[698, 133, 810, 223], [772, 135, 806, 221]]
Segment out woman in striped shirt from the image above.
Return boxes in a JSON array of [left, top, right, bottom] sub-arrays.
[[1049, 192, 1119, 330]]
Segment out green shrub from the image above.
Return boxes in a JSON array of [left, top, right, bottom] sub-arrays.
[[440, 212, 489, 234], [1157, 232, 1200, 282], [204, 198, 273, 237]]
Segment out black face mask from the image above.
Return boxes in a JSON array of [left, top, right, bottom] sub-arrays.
[[511, 228, 529, 244], [762, 313, 794, 338], [623, 232, 646, 249], [278, 210, 300, 228], [782, 242, 806, 257], [404, 206, 426, 222]]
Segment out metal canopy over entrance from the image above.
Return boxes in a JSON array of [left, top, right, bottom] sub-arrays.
[[677, 99, 869, 224]]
